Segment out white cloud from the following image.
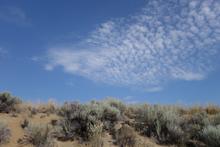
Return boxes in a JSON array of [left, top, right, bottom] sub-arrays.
[[0, 48, 7, 56], [31, 56, 41, 62], [0, 6, 29, 25], [45, 0, 220, 90]]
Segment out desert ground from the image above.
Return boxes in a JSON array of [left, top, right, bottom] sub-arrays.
[[1, 113, 172, 147], [0, 92, 220, 147]]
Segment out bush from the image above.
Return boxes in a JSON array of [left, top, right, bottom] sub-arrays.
[[135, 105, 185, 144], [182, 111, 210, 140], [56, 101, 122, 141], [102, 106, 121, 122], [103, 98, 126, 114], [115, 124, 137, 147], [0, 121, 11, 145], [56, 102, 103, 141], [0, 92, 21, 113], [18, 123, 56, 147], [210, 113, 220, 126], [124, 104, 147, 119], [58, 101, 81, 117], [88, 100, 121, 133], [201, 125, 220, 147], [87, 100, 122, 123]]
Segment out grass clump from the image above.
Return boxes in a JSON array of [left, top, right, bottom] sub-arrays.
[[0, 92, 21, 113], [0, 121, 11, 145], [18, 123, 56, 147]]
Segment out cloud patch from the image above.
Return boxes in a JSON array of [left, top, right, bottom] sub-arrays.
[[0, 48, 7, 56], [45, 0, 220, 90], [0, 6, 29, 25]]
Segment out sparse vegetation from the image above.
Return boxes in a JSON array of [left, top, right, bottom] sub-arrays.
[[35, 100, 57, 114], [1, 92, 220, 147], [115, 124, 137, 147], [18, 123, 56, 147], [182, 111, 210, 141], [201, 125, 220, 147], [0, 121, 11, 145], [135, 105, 185, 144]]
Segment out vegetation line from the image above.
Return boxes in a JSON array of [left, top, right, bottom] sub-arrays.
[[0, 92, 220, 147]]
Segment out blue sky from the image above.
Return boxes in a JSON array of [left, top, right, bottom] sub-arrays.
[[0, 0, 220, 104]]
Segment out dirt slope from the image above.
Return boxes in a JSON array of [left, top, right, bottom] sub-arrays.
[[0, 113, 174, 147]]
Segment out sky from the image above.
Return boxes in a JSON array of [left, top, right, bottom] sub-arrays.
[[0, 0, 220, 105]]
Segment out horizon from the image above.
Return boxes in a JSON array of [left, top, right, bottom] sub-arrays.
[[0, 0, 220, 105]]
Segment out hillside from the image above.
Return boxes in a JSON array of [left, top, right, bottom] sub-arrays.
[[0, 92, 220, 147]]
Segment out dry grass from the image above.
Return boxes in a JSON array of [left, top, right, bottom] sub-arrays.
[[18, 123, 56, 147], [115, 124, 137, 147], [205, 105, 220, 115]]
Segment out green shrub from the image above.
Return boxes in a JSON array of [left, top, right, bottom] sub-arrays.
[[57, 101, 122, 141], [87, 101, 106, 120], [124, 104, 148, 119], [103, 98, 126, 114], [56, 102, 103, 141], [182, 111, 210, 140], [201, 125, 220, 147], [58, 101, 81, 117], [88, 99, 122, 123], [102, 105, 121, 123], [135, 105, 185, 144], [210, 113, 220, 126], [0, 121, 11, 145], [18, 123, 56, 147], [0, 92, 21, 113], [88, 100, 121, 132]]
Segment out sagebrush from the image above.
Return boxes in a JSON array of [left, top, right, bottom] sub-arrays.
[[0, 121, 11, 145]]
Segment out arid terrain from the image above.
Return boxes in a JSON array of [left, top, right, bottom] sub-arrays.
[[0, 92, 220, 147], [0, 113, 170, 147]]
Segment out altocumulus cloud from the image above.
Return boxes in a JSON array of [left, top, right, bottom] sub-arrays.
[[45, 0, 220, 91]]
